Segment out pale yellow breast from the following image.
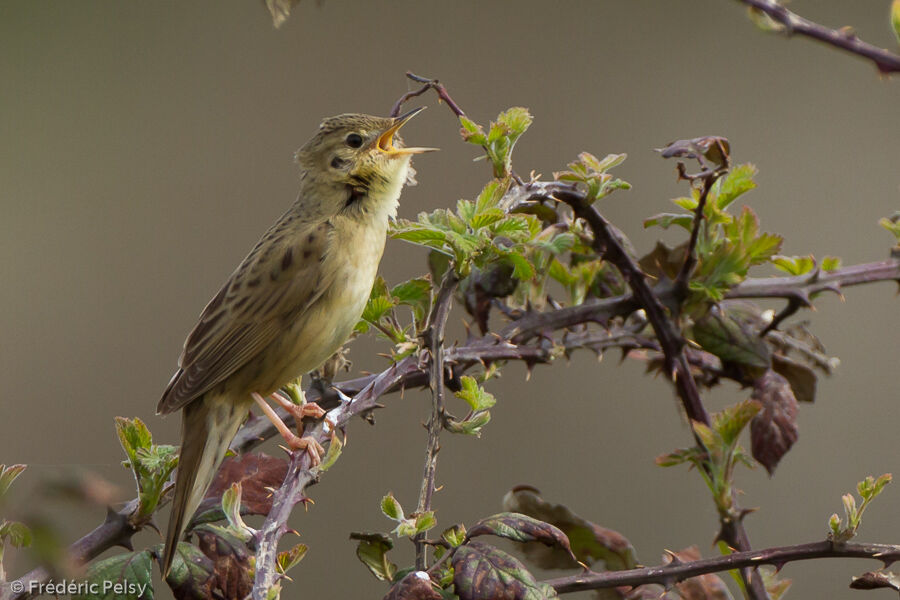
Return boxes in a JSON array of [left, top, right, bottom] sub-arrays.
[[241, 214, 388, 395]]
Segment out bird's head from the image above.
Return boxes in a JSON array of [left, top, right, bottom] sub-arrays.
[[295, 108, 436, 219]]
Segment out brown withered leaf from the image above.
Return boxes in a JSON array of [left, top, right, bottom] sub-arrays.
[[772, 354, 817, 404], [502, 487, 637, 571], [638, 241, 687, 282], [467, 513, 576, 563], [383, 571, 442, 600], [194, 524, 253, 600], [750, 370, 799, 475], [657, 137, 731, 170], [205, 452, 289, 515], [665, 547, 733, 600], [452, 541, 558, 600], [850, 569, 900, 591]]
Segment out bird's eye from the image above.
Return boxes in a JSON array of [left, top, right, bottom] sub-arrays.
[[330, 156, 345, 169], [345, 133, 363, 148]]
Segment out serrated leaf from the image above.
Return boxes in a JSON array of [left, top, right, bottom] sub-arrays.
[[452, 541, 557, 600], [467, 513, 576, 564], [1, 521, 32, 548], [115, 417, 152, 466], [713, 399, 762, 448], [454, 376, 497, 411], [715, 163, 757, 210], [351, 532, 397, 582], [74, 550, 154, 600], [470, 209, 506, 230], [502, 488, 637, 571], [750, 370, 799, 475], [821, 256, 841, 271], [505, 252, 535, 281], [381, 493, 404, 521]]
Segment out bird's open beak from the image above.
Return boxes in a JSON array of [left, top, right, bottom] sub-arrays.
[[377, 106, 438, 156]]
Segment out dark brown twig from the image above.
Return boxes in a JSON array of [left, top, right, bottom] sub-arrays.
[[735, 0, 900, 74], [390, 72, 466, 118], [545, 539, 900, 594]]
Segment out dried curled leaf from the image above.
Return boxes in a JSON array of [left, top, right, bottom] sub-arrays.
[[502, 487, 637, 570], [204, 452, 289, 515], [467, 513, 576, 563], [750, 370, 799, 475]]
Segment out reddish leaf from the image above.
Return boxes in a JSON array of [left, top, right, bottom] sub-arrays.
[[850, 570, 900, 591], [665, 547, 733, 600], [772, 354, 817, 404], [750, 370, 799, 475], [637, 241, 687, 281], [205, 452, 289, 515], [193, 524, 253, 600], [452, 541, 557, 600], [502, 487, 636, 570], [467, 513, 576, 563], [383, 571, 442, 600]]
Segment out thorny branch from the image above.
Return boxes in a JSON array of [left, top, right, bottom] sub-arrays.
[[11, 255, 900, 599], [544, 540, 900, 594], [734, 0, 900, 75], [414, 270, 459, 570]]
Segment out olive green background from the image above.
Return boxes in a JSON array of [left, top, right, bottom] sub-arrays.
[[1, 1, 898, 598]]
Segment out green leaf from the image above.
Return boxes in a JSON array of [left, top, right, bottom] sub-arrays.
[[0, 464, 26, 500], [0, 520, 32, 548], [821, 256, 842, 271], [276, 543, 308, 576], [772, 255, 815, 276], [452, 541, 557, 600], [470, 209, 506, 230], [381, 493, 404, 521], [454, 376, 497, 411], [442, 524, 467, 548], [643, 212, 694, 231], [445, 411, 491, 437], [350, 532, 397, 582], [74, 550, 154, 600], [892, 0, 900, 44], [220, 483, 253, 542], [414, 511, 437, 534], [714, 399, 763, 448], [459, 116, 486, 146], [880, 213, 900, 242], [115, 417, 152, 467], [715, 163, 757, 210], [505, 252, 535, 281]]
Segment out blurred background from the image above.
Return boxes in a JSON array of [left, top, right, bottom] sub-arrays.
[[1, 1, 898, 597]]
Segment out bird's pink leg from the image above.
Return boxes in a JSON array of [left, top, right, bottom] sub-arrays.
[[252, 392, 324, 465]]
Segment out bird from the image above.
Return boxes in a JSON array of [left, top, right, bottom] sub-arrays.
[[156, 108, 435, 577]]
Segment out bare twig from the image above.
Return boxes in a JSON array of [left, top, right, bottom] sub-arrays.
[[414, 270, 459, 569], [735, 0, 900, 74], [390, 72, 466, 119], [544, 539, 900, 594]]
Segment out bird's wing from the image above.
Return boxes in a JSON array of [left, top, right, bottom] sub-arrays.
[[157, 220, 335, 414]]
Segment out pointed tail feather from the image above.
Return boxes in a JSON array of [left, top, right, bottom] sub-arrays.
[[161, 393, 247, 577]]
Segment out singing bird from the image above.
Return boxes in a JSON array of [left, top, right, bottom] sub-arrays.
[[157, 108, 434, 577]]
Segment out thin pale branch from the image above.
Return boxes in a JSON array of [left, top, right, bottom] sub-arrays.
[[544, 539, 900, 594], [735, 0, 900, 74], [414, 270, 459, 569]]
